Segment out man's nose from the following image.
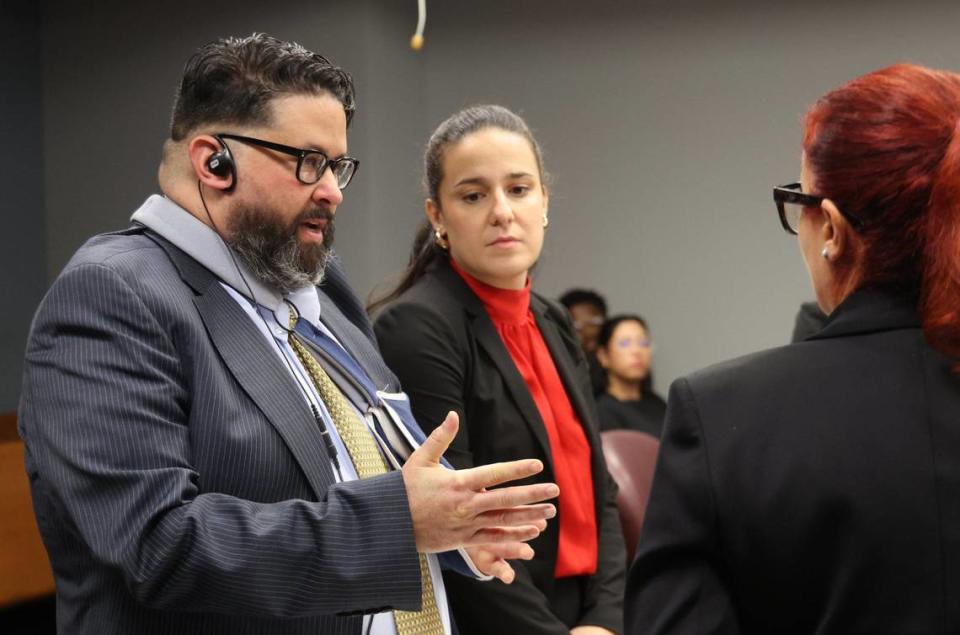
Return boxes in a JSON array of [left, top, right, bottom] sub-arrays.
[[312, 167, 344, 208]]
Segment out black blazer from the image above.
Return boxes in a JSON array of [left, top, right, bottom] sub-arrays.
[[626, 287, 960, 634], [375, 258, 626, 635]]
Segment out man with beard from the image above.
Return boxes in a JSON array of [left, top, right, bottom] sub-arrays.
[[18, 34, 559, 635]]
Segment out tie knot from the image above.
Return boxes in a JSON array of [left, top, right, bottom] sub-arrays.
[[288, 307, 297, 332]]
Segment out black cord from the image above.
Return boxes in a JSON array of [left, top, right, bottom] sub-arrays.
[[197, 180, 343, 482]]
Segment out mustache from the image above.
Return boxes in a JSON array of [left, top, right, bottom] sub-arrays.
[[295, 207, 334, 225]]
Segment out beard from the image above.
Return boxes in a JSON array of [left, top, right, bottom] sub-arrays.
[[225, 201, 335, 294]]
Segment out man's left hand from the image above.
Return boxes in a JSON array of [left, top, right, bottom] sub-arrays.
[[464, 542, 535, 584]]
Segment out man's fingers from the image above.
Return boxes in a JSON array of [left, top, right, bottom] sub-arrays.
[[472, 483, 559, 515], [468, 525, 543, 545], [407, 411, 458, 467], [487, 559, 515, 584], [477, 503, 556, 527], [461, 458, 547, 490], [476, 541, 535, 561]]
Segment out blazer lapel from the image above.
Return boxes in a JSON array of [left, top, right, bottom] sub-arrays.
[[532, 298, 598, 442], [532, 295, 608, 521], [431, 261, 554, 463], [146, 231, 336, 499], [470, 312, 554, 463]]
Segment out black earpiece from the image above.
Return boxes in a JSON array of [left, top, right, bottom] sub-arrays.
[[206, 136, 236, 191]]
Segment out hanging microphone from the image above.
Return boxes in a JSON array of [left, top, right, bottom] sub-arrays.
[[410, 0, 426, 50], [197, 180, 343, 481]]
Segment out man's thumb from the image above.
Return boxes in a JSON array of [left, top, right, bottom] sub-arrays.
[[408, 411, 459, 467]]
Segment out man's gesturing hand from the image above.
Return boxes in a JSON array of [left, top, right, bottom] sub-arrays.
[[402, 411, 559, 554]]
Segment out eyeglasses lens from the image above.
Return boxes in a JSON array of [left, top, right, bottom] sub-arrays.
[[333, 161, 356, 189], [783, 203, 803, 233]]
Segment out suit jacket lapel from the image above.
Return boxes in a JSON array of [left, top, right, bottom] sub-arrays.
[[146, 231, 336, 499], [315, 278, 402, 395]]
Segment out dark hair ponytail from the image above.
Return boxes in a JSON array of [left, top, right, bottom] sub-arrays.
[[368, 220, 444, 314]]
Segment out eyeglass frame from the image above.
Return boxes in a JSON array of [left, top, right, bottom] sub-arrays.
[[216, 133, 360, 188], [773, 182, 865, 235]]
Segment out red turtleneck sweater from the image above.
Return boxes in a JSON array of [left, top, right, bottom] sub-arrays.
[[451, 259, 597, 578]]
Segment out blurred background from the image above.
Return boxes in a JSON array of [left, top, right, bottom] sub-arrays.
[[8, 0, 960, 408]]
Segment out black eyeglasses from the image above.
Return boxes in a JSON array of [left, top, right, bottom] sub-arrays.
[[217, 133, 359, 189], [773, 182, 865, 235]]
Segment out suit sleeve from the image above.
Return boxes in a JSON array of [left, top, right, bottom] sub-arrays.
[[375, 300, 574, 634], [19, 262, 421, 618], [625, 378, 741, 634]]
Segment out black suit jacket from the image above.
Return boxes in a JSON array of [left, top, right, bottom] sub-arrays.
[[374, 258, 625, 635], [626, 286, 960, 634], [19, 225, 425, 634]]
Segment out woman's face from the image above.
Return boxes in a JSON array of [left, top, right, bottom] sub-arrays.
[[427, 127, 548, 290], [598, 320, 652, 385]]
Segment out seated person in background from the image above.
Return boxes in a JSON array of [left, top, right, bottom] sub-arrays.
[[595, 315, 666, 438], [559, 288, 608, 395]]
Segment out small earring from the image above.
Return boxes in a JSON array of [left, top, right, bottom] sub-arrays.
[[821, 246, 830, 261], [542, 215, 549, 228], [434, 227, 449, 250]]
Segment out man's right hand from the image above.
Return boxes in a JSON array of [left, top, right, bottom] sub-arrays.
[[401, 411, 559, 554]]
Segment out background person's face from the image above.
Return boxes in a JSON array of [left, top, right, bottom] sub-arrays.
[[429, 127, 547, 290], [569, 302, 604, 352], [600, 320, 652, 384]]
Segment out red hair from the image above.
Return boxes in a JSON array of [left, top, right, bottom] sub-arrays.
[[803, 64, 960, 362]]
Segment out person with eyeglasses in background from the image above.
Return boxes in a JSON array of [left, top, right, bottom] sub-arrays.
[[17, 34, 561, 635], [626, 63, 960, 634], [560, 288, 609, 395], [594, 315, 666, 438]]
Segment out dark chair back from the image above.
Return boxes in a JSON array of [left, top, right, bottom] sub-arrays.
[[600, 429, 660, 563]]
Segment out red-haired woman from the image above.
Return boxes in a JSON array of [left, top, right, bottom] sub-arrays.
[[627, 64, 960, 634]]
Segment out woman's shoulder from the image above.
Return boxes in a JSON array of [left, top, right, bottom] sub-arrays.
[[372, 269, 476, 351], [682, 342, 817, 397]]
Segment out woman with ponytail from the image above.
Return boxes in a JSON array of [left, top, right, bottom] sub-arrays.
[[627, 64, 960, 634], [372, 105, 624, 635]]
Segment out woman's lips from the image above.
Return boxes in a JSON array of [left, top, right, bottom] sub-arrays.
[[489, 236, 520, 247]]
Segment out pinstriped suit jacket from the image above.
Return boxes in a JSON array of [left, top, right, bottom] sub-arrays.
[[18, 225, 424, 634]]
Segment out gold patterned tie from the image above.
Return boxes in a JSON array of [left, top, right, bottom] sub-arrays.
[[287, 315, 445, 635]]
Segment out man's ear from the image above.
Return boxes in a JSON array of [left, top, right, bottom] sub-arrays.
[[820, 198, 849, 262], [188, 135, 234, 191]]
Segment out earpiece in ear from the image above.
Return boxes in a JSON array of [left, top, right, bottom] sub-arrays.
[[206, 136, 237, 191]]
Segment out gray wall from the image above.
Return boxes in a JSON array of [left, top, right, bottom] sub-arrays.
[[1, 3, 45, 411], [16, 0, 960, 411]]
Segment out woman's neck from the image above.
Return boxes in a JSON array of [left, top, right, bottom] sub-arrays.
[[607, 376, 642, 401]]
